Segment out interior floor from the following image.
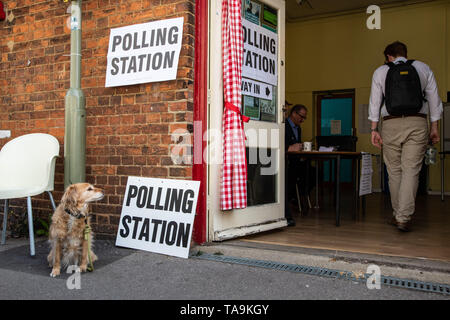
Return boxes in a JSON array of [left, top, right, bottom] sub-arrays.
[[241, 190, 450, 262]]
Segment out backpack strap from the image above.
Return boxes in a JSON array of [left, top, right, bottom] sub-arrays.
[[383, 62, 395, 109], [385, 62, 395, 68], [406, 60, 426, 101]]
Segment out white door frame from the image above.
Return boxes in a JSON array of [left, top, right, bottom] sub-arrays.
[[207, 0, 286, 241]]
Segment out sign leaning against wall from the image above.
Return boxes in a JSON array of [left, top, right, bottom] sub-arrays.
[[105, 17, 184, 87], [116, 176, 200, 259]]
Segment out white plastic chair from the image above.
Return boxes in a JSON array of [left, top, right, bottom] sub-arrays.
[[0, 133, 59, 256]]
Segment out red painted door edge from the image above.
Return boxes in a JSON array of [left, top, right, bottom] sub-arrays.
[[193, 0, 208, 244]]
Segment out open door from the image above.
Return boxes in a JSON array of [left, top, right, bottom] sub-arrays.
[[208, 0, 286, 241]]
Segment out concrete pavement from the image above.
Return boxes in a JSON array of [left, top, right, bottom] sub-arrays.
[[0, 234, 449, 301]]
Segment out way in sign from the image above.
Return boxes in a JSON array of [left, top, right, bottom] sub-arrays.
[[241, 78, 272, 100], [242, 80, 261, 95]]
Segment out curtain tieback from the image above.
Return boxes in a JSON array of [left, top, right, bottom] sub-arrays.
[[225, 102, 250, 123]]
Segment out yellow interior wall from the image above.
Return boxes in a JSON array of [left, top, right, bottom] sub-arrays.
[[286, 0, 450, 192]]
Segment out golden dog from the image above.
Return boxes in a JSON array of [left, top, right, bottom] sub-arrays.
[[47, 183, 104, 277]]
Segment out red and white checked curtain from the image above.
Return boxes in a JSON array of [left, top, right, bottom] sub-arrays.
[[220, 0, 248, 210]]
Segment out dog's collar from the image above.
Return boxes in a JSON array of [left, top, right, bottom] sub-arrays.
[[64, 208, 84, 219]]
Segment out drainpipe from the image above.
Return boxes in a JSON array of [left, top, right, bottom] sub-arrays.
[[64, 0, 85, 188]]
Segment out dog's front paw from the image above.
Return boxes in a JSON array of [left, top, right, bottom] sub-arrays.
[[50, 268, 60, 277], [80, 264, 87, 273]]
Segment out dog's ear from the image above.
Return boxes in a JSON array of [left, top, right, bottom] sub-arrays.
[[61, 184, 78, 210]]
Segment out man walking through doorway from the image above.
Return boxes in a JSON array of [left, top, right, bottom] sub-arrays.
[[368, 41, 443, 231]]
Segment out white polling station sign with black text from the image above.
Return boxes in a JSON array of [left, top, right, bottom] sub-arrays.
[[115, 176, 200, 258], [105, 17, 184, 87], [242, 18, 278, 86]]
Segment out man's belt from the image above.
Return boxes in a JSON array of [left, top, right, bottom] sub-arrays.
[[382, 113, 427, 121]]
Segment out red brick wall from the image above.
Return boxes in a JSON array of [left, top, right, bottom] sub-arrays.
[[0, 0, 195, 238]]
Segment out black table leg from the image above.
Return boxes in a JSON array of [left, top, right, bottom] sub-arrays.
[[315, 160, 319, 209], [333, 159, 337, 207], [362, 195, 366, 216], [336, 155, 341, 227], [441, 152, 445, 202], [352, 158, 357, 220], [306, 159, 310, 197]]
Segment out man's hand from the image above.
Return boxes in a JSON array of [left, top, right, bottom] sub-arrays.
[[371, 131, 383, 149], [430, 121, 440, 145], [288, 143, 303, 152]]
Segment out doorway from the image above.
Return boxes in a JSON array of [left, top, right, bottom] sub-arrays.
[[199, 0, 450, 263], [207, 0, 287, 241], [315, 90, 356, 184]]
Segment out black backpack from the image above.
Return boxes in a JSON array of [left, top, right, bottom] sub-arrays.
[[384, 60, 425, 116]]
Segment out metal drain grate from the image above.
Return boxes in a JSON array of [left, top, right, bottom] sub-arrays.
[[192, 253, 450, 295]]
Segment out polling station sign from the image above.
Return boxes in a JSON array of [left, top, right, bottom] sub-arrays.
[[105, 17, 184, 87], [115, 176, 200, 259], [242, 18, 278, 86]]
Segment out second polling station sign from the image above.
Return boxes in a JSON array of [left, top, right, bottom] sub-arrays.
[[105, 17, 184, 87], [115, 176, 200, 259]]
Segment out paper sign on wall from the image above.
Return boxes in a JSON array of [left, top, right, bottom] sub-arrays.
[[105, 17, 184, 87], [115, 176, 200, 259]]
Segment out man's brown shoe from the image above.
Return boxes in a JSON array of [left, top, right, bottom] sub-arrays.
[[397, 221, 411, 232], [388, 216, 398, 227]]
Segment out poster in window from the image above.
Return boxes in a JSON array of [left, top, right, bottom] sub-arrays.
[[242, 19, 278, 86], [262, 4, 277, 32], [244, 0, 261, 25], [243, 95, 260, 120], [260, 88, 277, 122]]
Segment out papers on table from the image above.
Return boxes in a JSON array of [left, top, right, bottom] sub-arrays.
[[359, 152, 373, 196], [318, 146, 336, 152]]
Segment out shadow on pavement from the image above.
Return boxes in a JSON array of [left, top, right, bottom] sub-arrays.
[[0, 239, 136, 279]]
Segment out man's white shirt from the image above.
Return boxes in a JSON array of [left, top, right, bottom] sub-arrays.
[[368, 56, 443, 123]]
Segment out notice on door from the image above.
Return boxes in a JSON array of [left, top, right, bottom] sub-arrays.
[[242, 19, 278, 86], [330, 120, 342, 135], [241, 77, 273, 100], [105, 17, 184, 87], [115, 176, 200, 259]]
